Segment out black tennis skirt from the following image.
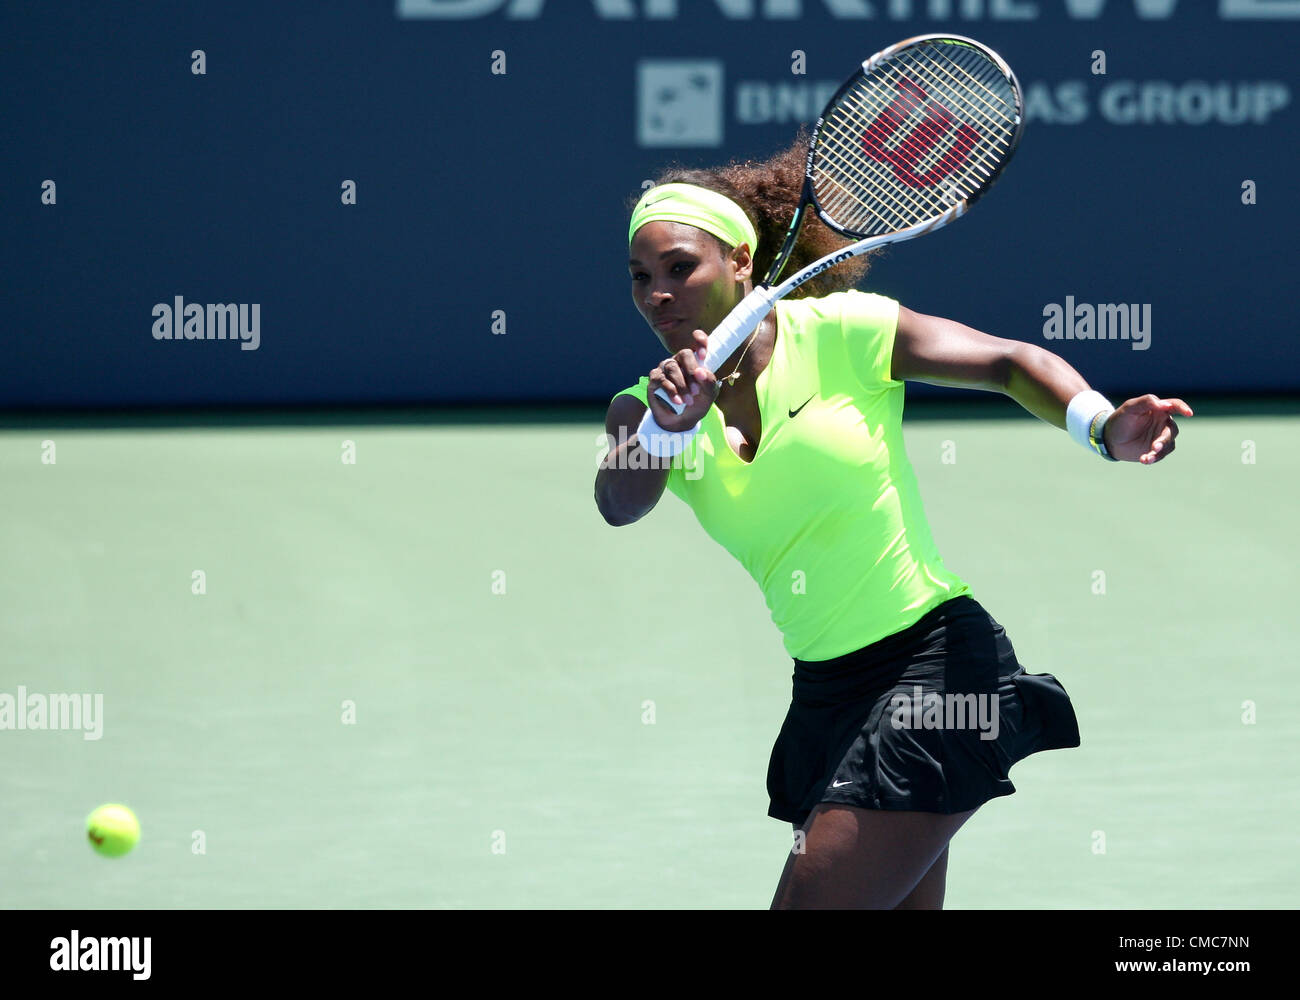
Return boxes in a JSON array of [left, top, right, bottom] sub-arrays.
[[766, 594, 1080, 828]]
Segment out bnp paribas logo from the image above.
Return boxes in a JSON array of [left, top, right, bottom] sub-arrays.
[[636, 60, 723, 148]]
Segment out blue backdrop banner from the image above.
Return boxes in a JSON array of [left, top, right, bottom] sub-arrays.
[[3, 1, 1297, 408]]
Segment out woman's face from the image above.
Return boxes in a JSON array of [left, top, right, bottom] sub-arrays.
[[628, 220, 753, 355]]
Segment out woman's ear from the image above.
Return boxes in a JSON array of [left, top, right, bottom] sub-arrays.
[[731, 243, 755, 283]]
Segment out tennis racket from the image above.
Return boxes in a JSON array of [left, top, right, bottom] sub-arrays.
[[640, 33, 1024, 423]]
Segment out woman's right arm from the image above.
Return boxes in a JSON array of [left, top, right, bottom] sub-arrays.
[[594, 395, 670, 526], [596, 335, 718, 526]]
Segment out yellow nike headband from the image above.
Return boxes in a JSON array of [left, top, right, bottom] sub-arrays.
[[628, 183, 759, 257]]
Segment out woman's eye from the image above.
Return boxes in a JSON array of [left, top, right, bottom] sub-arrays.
[[630, 262, 692, 282]]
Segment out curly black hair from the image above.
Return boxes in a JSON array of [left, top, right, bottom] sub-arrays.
[[627, 126, 879, 299]]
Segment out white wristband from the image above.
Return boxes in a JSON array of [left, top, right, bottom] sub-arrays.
[[636, 409, 698, 459], [1066, 389, 1117, 461]]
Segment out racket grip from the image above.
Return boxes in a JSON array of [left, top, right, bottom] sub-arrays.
[[703, 287, 779, 373], [651, 382, 685, 414], [647, 286, 779, 416]]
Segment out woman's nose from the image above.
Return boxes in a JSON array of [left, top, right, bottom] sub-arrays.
[[645, 289, 671, 308]]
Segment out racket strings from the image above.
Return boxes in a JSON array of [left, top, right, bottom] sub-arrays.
[[874, 61, 1012, 171], [812, 42, 1018, 237], [873, 55, 1016, 172], [813, 46, 1014, 230], [817, 117, 989, 233], [822, 71, 1012, 230], [823, 70, 1015, 230], [817, 98, 954, 227], [891, 45, 1016, 141], [818, 106, 968, 232], [862, 47, 1017, 169], [833, 65, 1007, 212], [817, 107, 962, 233], [819, 103, 963, 228]]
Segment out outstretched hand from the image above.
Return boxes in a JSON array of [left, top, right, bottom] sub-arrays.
[[1104, 394, 1193, 464]]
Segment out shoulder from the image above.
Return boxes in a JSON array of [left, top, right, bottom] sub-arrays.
[[610, 375, 650, 408], [778, 290, 900, 335], [786, 292, 903, 391], [606, 377, 649, 435], [778, 289, 899, 316]]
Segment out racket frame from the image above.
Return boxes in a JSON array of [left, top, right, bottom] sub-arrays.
[[645, 33, 1025, 418]]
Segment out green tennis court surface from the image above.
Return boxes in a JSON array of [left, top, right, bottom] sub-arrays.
[[2, 401, 1297, 908]]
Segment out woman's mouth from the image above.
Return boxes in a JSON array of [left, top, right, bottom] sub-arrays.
[[654, 317, 684, 332]]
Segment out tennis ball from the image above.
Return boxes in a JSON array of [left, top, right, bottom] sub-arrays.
[[86, 804, 140, 858]]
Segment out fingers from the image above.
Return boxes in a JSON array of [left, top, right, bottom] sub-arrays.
[[1129, 393, 1194, 417], [1147, 396, 1193, 419], [1126, 393, 1163, 413], [650, 335, 715, 405], [1116, 394, 1191, 464], [646, 335, 719, 432], [1141, 418, 1179, 464], [650, 358, 692, 407], [645, 376, 691, 432], [647, 365, 679, 408], [676, 334, 714, 382], [650, 360, 692, 405], [677, 349, 719, 412]]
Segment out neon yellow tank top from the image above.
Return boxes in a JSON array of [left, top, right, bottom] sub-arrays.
[[612, 290, 972, 662]]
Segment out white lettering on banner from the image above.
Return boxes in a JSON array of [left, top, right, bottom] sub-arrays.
[[637, 74, 1289, 143], [884, 0, 1036, 15], [1023, 81, 1090, 123], [1099, 81, 1289, 124], [735, 80, 840, 124], [1061, 0, 1180, 17], [397, 0, 1300, 18], [1221, 0, 1300, 18]]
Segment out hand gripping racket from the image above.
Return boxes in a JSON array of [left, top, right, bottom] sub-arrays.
[[638, 33, 1024, 431]]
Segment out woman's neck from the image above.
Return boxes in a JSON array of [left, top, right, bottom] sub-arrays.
[[716, 311, 777, 395]]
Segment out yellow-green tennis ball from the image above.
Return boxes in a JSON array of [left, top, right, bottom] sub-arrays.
[[86, 804, 140, 858]]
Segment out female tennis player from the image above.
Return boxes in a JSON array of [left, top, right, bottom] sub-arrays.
[[595, 134, 1192, 909]]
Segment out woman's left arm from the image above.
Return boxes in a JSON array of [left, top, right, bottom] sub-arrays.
[[892, 305, 1193, 465]]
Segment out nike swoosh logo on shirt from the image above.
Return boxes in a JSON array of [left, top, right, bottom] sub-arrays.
[[788, 395, 814, 418]]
